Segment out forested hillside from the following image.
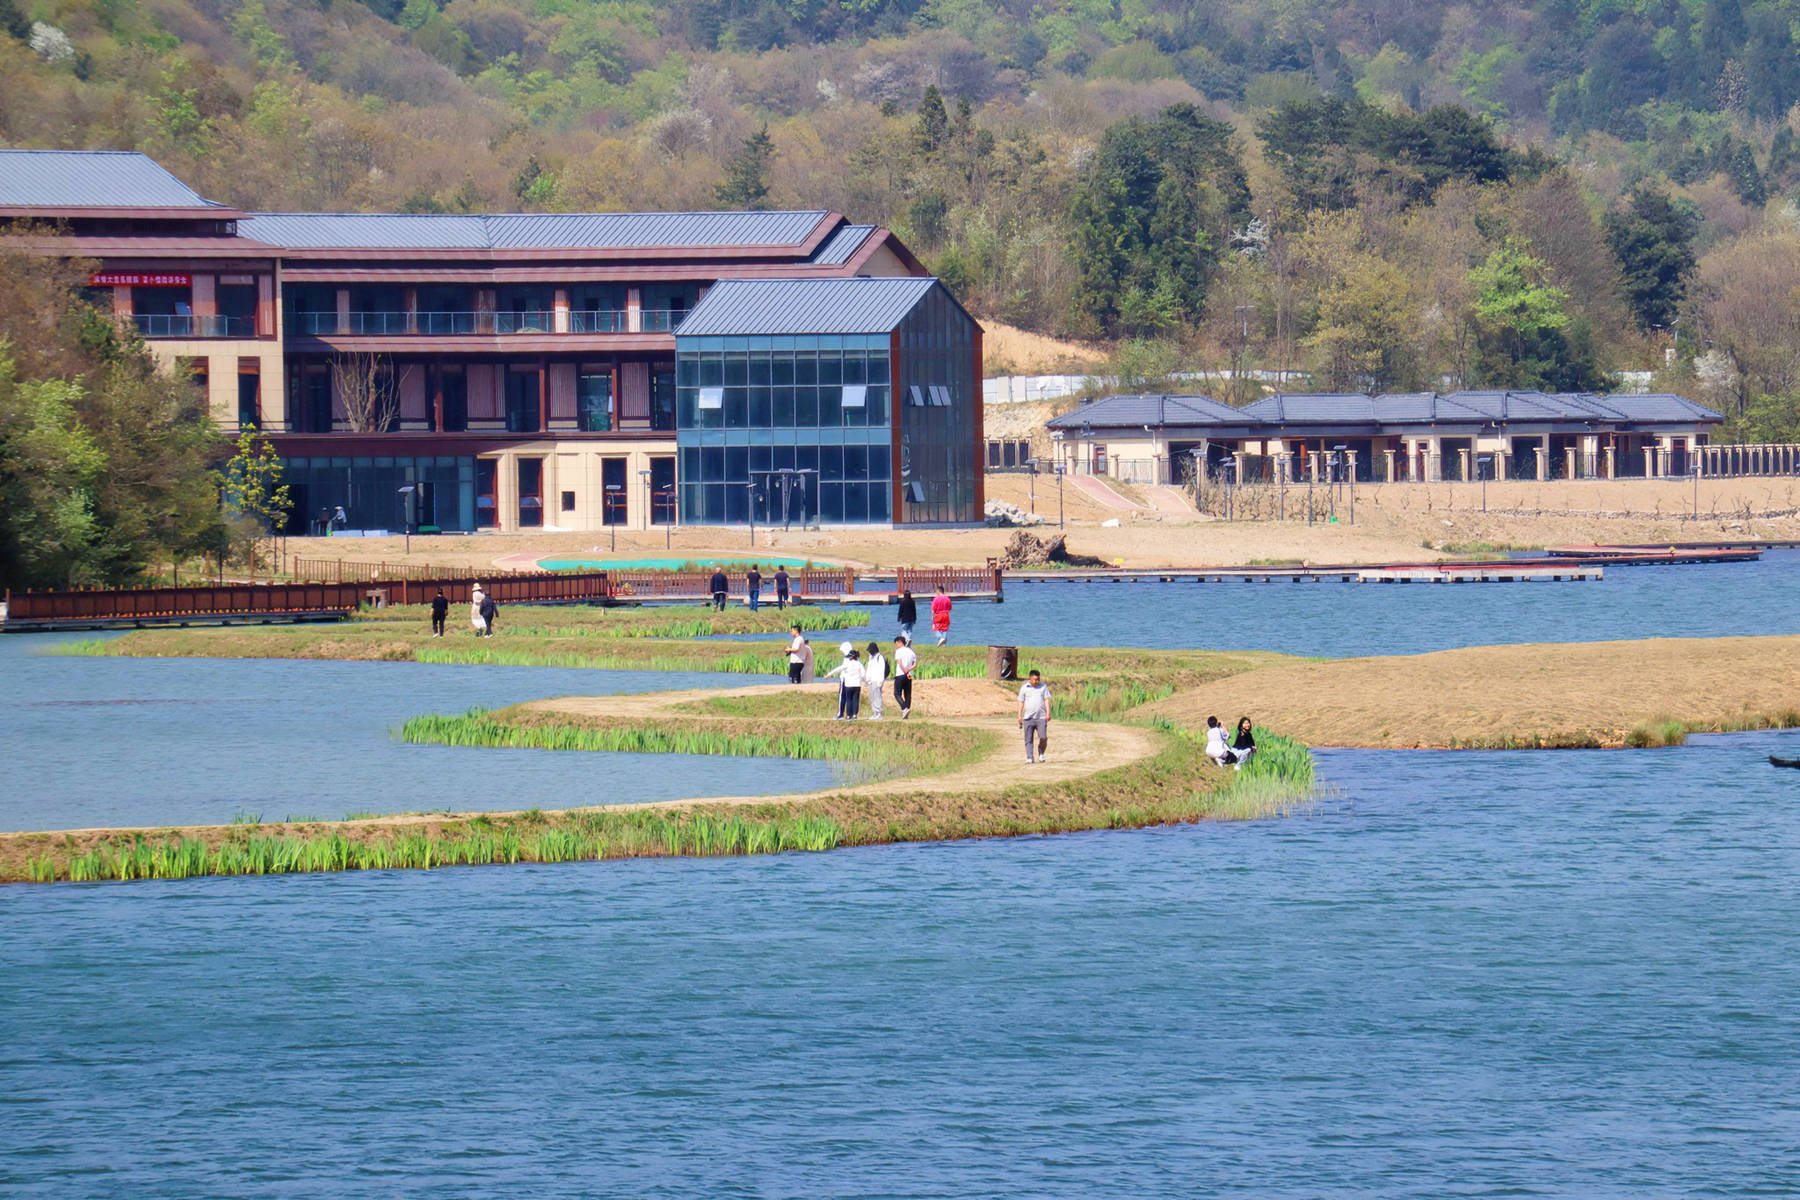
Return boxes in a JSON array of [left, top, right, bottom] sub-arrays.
[[6, 0, 1800, 429]]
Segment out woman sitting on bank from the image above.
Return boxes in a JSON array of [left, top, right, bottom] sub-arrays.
[[1229, 717, 1256, 770], [1205, 715, 1257, 770]]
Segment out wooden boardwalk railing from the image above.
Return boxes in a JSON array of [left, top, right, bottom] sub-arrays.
[[292, 557, 507, 583]]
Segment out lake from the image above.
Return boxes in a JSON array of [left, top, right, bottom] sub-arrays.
[[0, 634, 838, 832], [3, 730, 1796, 1195]]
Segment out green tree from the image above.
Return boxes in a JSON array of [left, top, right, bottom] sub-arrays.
[[1070, 103, 1251, 337], [714, 124, 775, 210], [216, 424, 291, 570], [0, 352, 105, 588], [1469, 240, 1611, 391], [916, 84, 949, 154], [1604, 186, 1699, 331]]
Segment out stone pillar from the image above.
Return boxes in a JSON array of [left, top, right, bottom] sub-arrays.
[[1644, 446, 1657, 478], [1534, 444, 1548, 481], [1383, 448, 1396, 482], [1458, 448, 1471, 482], [1233, 456, 1245, 485], [553, 288, 570, 334], [1426, 437, 1443, 482], [1346, 450, 1359, 482], [1604, 444, 1617, 479], [1564, 448, 1576, 480]]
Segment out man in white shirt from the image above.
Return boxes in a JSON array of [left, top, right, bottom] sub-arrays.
[[892, 636, 918, 719], [1018, 669, 1050, 764]]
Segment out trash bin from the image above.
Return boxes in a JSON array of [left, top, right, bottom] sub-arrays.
[[987, 644, 1019, 681]]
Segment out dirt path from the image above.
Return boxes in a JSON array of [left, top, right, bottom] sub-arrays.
[[1141, 635, 1800, 748], [519, 678, 1163, 806]]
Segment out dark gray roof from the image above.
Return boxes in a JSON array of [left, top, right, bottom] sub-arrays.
[[674, 277, 941, 336], [1047, 393, 1257, 429], [1052, 389, 1720, 434], [236, 210, 832, 251], [1243, 393, 1382, 423], [0, 149, 226, 210], [809, 224, 875, 265]]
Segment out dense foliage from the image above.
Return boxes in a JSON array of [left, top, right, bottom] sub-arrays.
[[6, 0, 1800, 430], [0, 246, 225, 589]]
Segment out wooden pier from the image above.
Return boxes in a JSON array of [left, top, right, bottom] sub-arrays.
[[1007, 561, 1603, 585]]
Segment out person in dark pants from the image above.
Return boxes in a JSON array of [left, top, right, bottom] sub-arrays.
[[429, 588, 448, 637], [709, 568, 729, 612], [746, 564, 762, 612], [774, 567, 790, 610], [478, 590, 498, 637], [892, 635, 916, 719], [896, 590, 917, 642]]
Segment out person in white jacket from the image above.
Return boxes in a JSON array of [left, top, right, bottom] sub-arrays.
[[862, 641, 888, 719], [786, 626, 808, 684], [469, 585, 488, 635], [822, 645, 864, 720], [1204, 715, 1233, 766]]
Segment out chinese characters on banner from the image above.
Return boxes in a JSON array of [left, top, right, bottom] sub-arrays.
[[89, 272, 192, 287]]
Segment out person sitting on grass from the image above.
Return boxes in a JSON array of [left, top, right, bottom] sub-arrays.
[[1230, 717, 1256, 770], [1205, 716, 1232, 766], [1018, 669, 1050, 764], [823, 644, 864, 720]]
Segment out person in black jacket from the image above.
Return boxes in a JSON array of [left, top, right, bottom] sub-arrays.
[[774, 567, 790, 610], [1230, 717, 1256, 769], [746, 564, 762, 612], [709, 568, 729, 611], [478, 590, 498, 637], [429, 588, 448, 637], [896, 589, 917, 641]]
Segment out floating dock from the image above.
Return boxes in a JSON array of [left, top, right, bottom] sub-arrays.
[[1007, 562, 1602, 585], [1543, 544, 1765, 565]]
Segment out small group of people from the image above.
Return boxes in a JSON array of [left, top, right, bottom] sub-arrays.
[[895, 586, 954, 646], [794, 631, 919, 721], [313, 505, 348, 537], [710, 565, 792, 612], [434, 584, 497, 637], [1205, 715, 1257, 769]]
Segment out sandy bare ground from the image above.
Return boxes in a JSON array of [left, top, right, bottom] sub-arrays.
[[1141, 635, 1800, 748], [282, 476, 1800, 577], [518, 678, 1161, 805]]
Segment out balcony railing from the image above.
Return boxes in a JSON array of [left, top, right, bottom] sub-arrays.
[[132, 313, 257, 338], [287, 309, 680, 336], [570, 309, 628, 333], [493, 310, 555, 335]]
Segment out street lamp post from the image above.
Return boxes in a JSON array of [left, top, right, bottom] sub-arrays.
[[746, 480, 757, 547], [1220, 456, 1236, 521], [396, 485, 416, 556], [603, 483, 623, 551], [1026, 457, 1038, 516], [1054, 465, 1064, 529]]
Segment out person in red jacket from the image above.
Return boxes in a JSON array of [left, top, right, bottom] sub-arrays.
[[930, 585, 953, 646]]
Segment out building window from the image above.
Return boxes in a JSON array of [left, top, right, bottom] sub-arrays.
[[506, 371, 540, 433], [518, 458, 543, 528], [652, 365, 677, 431], [237, 370, 261, 429], [601, 458, 628, 526], [578, 371, 612, 432], [561, 490, 576, 513], [842, 384, 866, 408], [440, 369, 467, 433], [698, 386, 723, 410], [476, 459, 498, 528]]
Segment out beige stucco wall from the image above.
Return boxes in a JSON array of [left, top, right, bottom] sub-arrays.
[[481, 439, 677, 532]]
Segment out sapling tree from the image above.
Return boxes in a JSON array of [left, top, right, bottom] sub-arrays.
[[216, 423, 291, 572]]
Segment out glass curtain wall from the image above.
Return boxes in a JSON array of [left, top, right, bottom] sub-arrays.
[[676, 334, 892, 525], [896, 287, 979, 523], [280, 456, 475, 534]]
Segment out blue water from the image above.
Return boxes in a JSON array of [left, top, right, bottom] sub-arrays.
[[3, 730, 1797, 1195], [0, 634, 837, 832], [884, 549, 1800, 656]]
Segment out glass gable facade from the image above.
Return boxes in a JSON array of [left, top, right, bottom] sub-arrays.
[[676, 334, 893, 525]]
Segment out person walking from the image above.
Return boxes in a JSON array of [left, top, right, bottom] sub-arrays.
[[786, 625, 808, 684], [892, 634, 916, 719], [930, 585, 953, 646], [709, 567, 729, 612], [429, 588, 448, 637], [896, 589, 917, 642], [469, 584, 488, 635], [823, 644, 864, 720], [799, 634, 817, 683], [863, 640, 888, 720], [774, 566, 790, 610], [1018, 669, 1051, 764], [746, 564, 762, 612], [478, 588, 498, 637]]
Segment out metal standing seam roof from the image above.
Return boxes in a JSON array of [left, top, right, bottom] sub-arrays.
[[1046, 393, 1257, 429], [808, 224, 875, 265], [673, 276, 942, 336], [0, 149, 228, 209], [1051, 390, 1722, 433], [236, 210, 833, 251]]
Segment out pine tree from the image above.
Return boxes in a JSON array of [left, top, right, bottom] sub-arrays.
[[714, 125, 774, 210]]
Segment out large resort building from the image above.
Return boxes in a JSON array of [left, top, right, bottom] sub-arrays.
[[1047, 390, 1725, 484], [0, 149, 982, 532]]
